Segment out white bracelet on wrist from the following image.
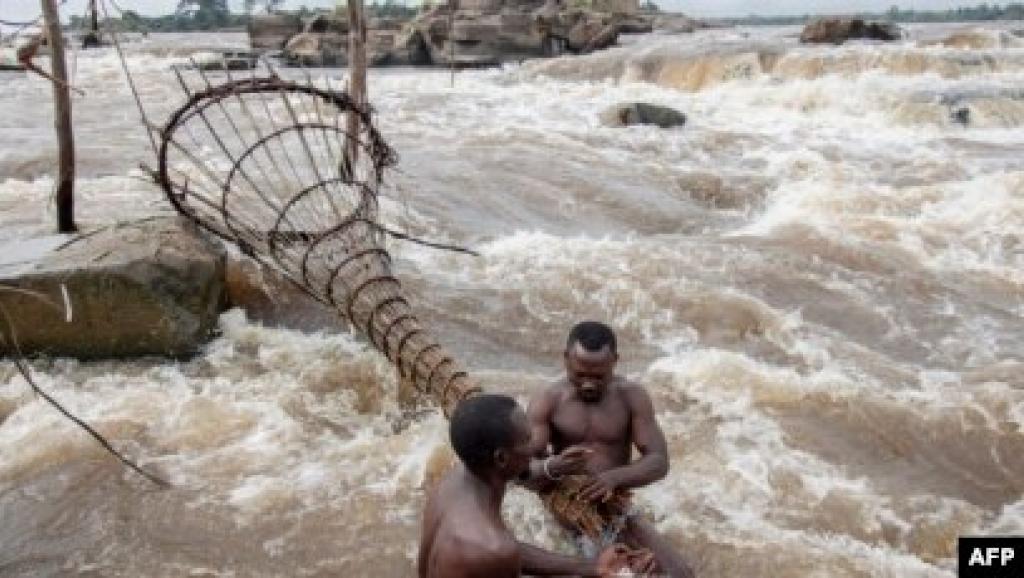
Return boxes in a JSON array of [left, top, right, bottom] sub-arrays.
[[542, 456, 563, 481]]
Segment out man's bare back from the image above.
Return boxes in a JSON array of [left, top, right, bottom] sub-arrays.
[[419, 466, 520, 578]]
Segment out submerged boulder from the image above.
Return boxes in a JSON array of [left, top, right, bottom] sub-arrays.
[[799, 18, 903, 45], [0, 217, 225, 359], [600, 102, 686, 128]]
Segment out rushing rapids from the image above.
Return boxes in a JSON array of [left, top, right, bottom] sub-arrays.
[[1, 23, 1022, 576]]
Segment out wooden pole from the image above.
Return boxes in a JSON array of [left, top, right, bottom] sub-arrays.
[[41, 0, 77, 233], [83, 0, 101, 47], [346, 0, 367, 163], [448, 0, 457, 87]]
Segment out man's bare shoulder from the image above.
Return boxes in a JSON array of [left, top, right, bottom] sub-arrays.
[[529, 380, 567, 410], [615, 377, 648, 394], [615, 378, 656, 409]]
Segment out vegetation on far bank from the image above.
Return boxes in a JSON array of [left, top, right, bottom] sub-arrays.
[[69, 0, 418, 33]]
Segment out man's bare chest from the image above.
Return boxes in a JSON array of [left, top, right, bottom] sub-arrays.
[[550, 400, 630, 446]]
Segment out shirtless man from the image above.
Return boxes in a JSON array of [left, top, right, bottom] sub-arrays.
[[419, 393, 655, 578], [526, 322, 695, 578]]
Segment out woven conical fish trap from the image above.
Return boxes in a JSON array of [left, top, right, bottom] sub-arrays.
[[154, 71, 478, 415]]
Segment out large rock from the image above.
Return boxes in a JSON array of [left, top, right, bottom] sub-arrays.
[[799, 18, 903, 45], [394, 0, 632, 65], [263, 2, 648, 67], [600, 102, 686, 128], [582, 22, 619, 52], [0, 217, 225, 359], [409, 8, 542, 66]]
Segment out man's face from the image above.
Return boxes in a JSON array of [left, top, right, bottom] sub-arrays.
[[497, 407, 533, 480], [564, 342, 617, 403]]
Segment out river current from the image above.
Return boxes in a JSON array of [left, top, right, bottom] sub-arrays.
[[1, 23, 1022, 577]]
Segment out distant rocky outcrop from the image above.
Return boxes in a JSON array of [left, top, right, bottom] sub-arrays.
[[0, 218, 224, 359], [600, 102, 686, 128], [799, 18, 903, 45], [257, 0, 661, 67]]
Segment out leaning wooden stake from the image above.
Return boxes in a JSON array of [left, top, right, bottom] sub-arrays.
[[40, 0, 77, 233], [346, 0, 367, 162]]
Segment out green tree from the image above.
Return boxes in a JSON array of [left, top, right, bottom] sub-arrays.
[[120, 9, 146, 30], [196, 0, 230, 28]]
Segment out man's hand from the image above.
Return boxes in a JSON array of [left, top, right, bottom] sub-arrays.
[[548, 446, 591, 478], [579, 469, 623, 502], [596, 544, 657, 577]]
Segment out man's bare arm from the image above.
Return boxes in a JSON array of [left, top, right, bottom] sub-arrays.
[[616, 386, 670, 487], [526, 387, 557, 456], [519, 388, 561, 490]]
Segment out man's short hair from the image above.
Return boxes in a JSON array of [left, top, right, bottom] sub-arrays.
[[566, 321, 617, 354], [449, 394, 520, 472]]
